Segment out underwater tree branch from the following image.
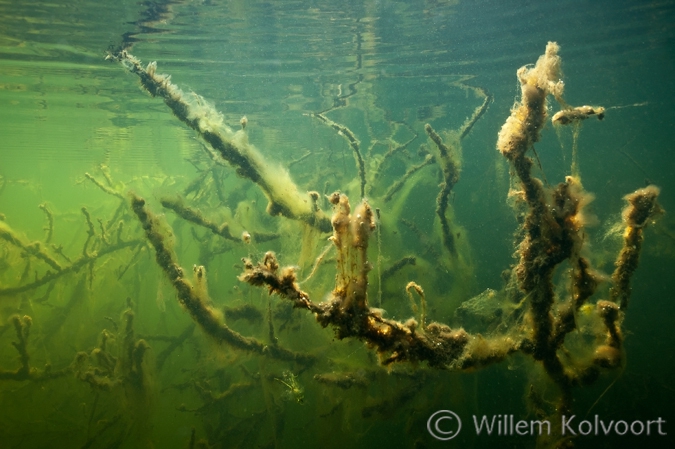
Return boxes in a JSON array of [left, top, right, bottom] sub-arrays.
[[85, 172, 125, 200], [382, 154, 434, 203], [129, 193, 314, 365], [237, 47, 660, 446], [495, 42, 600, 413], [370, 125, 419, 187], [0, 315, 71, 381], [160, 195, 239, 242], [458, 86, 493, 140], [0, 220, 62, 272], [425, 124, 460, 256], [0, 238, 142, 297], [160, 195, 279, 243], [74, 303, 152, 393], [610, 185, 662, 310], [239, 192, 521, 369], [111, 51, 331, 233], [381, 256, 416, 283], [151, 323, 196, 371], [309, 112, 367, 199], [494, 43, 662, 434], [38, 202, 54, 244]]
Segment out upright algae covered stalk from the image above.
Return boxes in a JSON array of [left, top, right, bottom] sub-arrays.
[[497, 42, 574, 366], [610, 185, 662, 309], [497, 41, 563, 189], [493, 42, 662, 447], [326, 192, 376, 313]]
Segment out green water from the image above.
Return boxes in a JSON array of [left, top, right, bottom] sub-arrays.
[[1, 0, 674, 448]]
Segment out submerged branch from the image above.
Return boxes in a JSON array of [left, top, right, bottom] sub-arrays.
[[130, 193, 314, 365], [0, 239, 142, 296], [240, 193, 520, 369], [382, 154, 434, 203], [425, 124, 459, 256], [309, 112, 367, 199], [0, 221, 62, 272], [0, 315, 71, 381], [111, 51, 331, 232], [161, 195, 238, 241]]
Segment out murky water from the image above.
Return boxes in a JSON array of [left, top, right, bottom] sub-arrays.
[[1, 1, 674, 448]]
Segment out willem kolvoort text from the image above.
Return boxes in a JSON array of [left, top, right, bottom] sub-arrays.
[[472, 415, 667, 437]]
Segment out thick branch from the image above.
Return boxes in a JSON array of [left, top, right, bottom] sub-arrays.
[[112, 51, 331, 232], [130, 193, 314, 365], [240, 194, 520, 369]]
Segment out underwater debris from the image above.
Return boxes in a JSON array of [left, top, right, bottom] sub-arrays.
[[74, 305, 152, 393], [309, 112, 367, 199], [38, 203, 54, 244], [81, 206, 97, 257], [0, 220, 62, 272], [0, 206, 144, 297], [381, 256, 416, 284], [313, 371, 369, 390], [497, 43, 582, 367], [85, 172, 125, 200], [223, 303, 264, 324], [94, 38, 666, 449], [498, 41, 563, 163], [610, 185, 662, 309], [239, 193, 513, 369], [370, 128, 419, 187], [552, 105, 606, 125], [161, 195, 238, 242], [405, 281, 426, 330], [131, 192, 264, 353], [188, 381, 257, 414], [112, 51, 332, 233], [299, 241, 333, 284], [491, 44, 663, 447], [382, 154, 434, 203], [154, 323, 196, 371], [458, 86, 493, 139], [235, 44, 660, 449], [130, 193, 314, 365], [0, 315, 69, 381], [275, 371, 304, 404], [425, 124, 460, 256]]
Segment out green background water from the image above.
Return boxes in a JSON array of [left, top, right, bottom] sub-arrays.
[[1, 0, 674, 448]]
